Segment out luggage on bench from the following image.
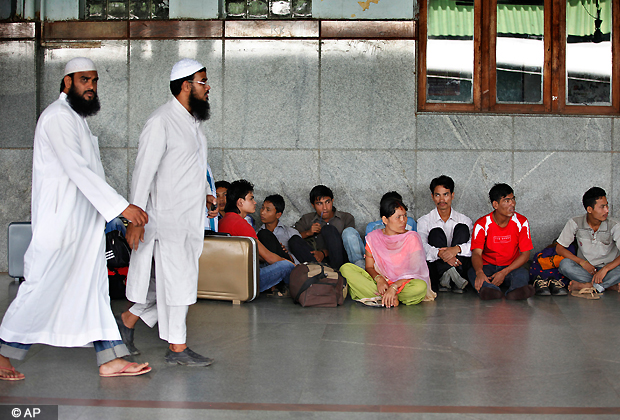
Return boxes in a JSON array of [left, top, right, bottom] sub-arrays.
[[197, 234, 258, 304], [8, 222, 32, 280]]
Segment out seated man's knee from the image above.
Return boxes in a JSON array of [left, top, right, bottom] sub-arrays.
[[341, 227, 361, 244], [452, 223, 470, 244], [427, 227, 448, 248]]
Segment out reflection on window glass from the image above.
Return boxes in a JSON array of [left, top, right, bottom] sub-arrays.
[[496, 0, 544, 103], [225, 0, 311, 18], [426, 0, 474, 103], [86, 0, 169, 19], [566, 0, 611, 105]]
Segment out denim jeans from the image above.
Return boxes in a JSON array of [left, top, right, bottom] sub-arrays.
[[558, 258, 620, 289], [467, 264, 529, 296], [259, 260, 295, 292], [0, 339, 128, 366], [342, 227, 365, 268]]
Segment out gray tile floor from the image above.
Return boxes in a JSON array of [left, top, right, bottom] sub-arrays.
[[1, 272, 619, 419]]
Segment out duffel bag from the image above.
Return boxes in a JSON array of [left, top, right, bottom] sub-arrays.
[[289, 262, 348, 307]]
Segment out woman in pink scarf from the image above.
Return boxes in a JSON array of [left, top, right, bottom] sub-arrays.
[[340, 197, 436, 307]]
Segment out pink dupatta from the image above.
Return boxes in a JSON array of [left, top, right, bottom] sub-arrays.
[[366, 229, 436, 301]]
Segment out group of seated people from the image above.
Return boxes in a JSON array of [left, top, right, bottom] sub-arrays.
[[207, 175, 620, 306]]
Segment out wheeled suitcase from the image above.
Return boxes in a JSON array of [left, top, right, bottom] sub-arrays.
[[197, 235, 259, 304], [8, 222, 32, 280]]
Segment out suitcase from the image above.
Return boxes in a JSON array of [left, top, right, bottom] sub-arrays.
[[8, 222, 32, 280], [197, 235, 259, 304]]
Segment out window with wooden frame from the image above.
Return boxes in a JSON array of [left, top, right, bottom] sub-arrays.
[[418, 0, 620, 114]]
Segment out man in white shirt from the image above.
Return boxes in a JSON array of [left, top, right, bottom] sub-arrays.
[[118, 59, 213, 367], [417, 175, 473, 293], [0, 58, 150, 380]]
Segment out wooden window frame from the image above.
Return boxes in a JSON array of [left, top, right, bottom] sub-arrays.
[[418, 0, 620, 114]]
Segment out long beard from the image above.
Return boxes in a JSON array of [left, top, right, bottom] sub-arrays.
[[189, 89, 210, 121], [66, 85, 101, 117]]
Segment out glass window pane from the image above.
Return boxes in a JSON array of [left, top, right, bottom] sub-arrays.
[[426, 0, 474, 103], [496, 0, 544, 104], [566, 0, 611, 105]]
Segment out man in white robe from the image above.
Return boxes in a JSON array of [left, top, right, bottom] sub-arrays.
[[0, 58, 151, 381], [118, 59, 213, 366]]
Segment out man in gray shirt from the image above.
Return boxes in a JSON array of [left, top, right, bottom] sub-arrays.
[[556, 187, 620, 293]]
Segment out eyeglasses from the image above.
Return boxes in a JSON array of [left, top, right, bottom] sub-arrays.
[[188, 80, 208, 86]]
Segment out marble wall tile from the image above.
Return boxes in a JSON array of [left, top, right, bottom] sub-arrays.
[[220, 149, 320, 228], [128, 40, 223, 148], [100, 148, 129, 200], [514, 151, 611, 253], [0, 150, 33, 272], [223, 40, 319, 150], [0, 41, 36, 148], [611, 153, 620, 219], [417, 114, 513, 150], [415, 151, 513, 224], [41, 41, 129, 148], [613, 118, 620, 151], [207, 147, 224, 186], [318, 150, 417, 234], [320, 40, 416, 150], [514, 116, 611, 151]]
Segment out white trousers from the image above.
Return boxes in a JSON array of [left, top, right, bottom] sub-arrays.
[[129, 261, 189, 345]]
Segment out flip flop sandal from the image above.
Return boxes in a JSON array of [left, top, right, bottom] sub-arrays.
[[0, 366, 25, 381], [356, 296, 383, 307], [100, 362, 152, 378], [570, 287, 601, 300]]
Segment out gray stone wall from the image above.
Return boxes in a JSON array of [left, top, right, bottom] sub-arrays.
[[1, 38, 618, 272]]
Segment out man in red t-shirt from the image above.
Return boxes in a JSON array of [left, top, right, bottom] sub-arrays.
[[468, 183, 534, 300], [219, 179, 295, 295]]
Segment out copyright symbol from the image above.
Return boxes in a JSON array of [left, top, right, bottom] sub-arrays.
[[11, 408, 21, 417]]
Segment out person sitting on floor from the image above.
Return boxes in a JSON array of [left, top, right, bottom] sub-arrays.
[[215, 180, 255, 228], [468, 183, 534, 300], [219, 180, 295, 295], [294, 185, 355, 270], [417, 175, 472, 293], [556, 186, 620, 295], [344, 191, 417, 268], [339, 196, 436, 307], [257, 194, 316, 265]]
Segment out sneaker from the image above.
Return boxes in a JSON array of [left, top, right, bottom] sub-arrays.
[[533, 276, 551, 296], [115, 314, 140, 356], [447, 267, 468, 292], [438, 271, 451, 292], [165, 347, 213, 367], [547, 277, 568, 296]]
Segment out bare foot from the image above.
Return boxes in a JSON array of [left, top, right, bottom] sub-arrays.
[[568, 281, 592, 292], [0, 355, 24, 381], [608, 284, 620, 292], [99, 358, 150, 377]]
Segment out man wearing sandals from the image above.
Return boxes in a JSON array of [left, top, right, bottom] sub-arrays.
[[556, 187, 620, 296], [0, 58, 151, 380]]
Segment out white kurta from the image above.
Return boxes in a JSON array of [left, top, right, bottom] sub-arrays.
[[0, 93, 129, 347], [126, 98, 209, 306]]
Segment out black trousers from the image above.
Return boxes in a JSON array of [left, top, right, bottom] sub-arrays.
[[256, 229, 317, 264], [427, 223, 471, 291], [304, 224, 347, 270]]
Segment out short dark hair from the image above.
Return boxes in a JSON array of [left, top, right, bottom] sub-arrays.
[[169, 67, 206, 96], [215, 180, 230, 190], [225, 179, 254, 214], [582, 187, 606, 210], [264, 194, 285, 214], [60, 74, 73, 93], [381, 191, 403, 202], [429, 175, 455, 194], [489, 183, 513, 204], [309, 185, 333, 204], [380, 196, 408, 219]]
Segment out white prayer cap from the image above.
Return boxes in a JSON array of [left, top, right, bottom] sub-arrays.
[[64, 57, 97, 76], [170, 58, 204, 81]]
